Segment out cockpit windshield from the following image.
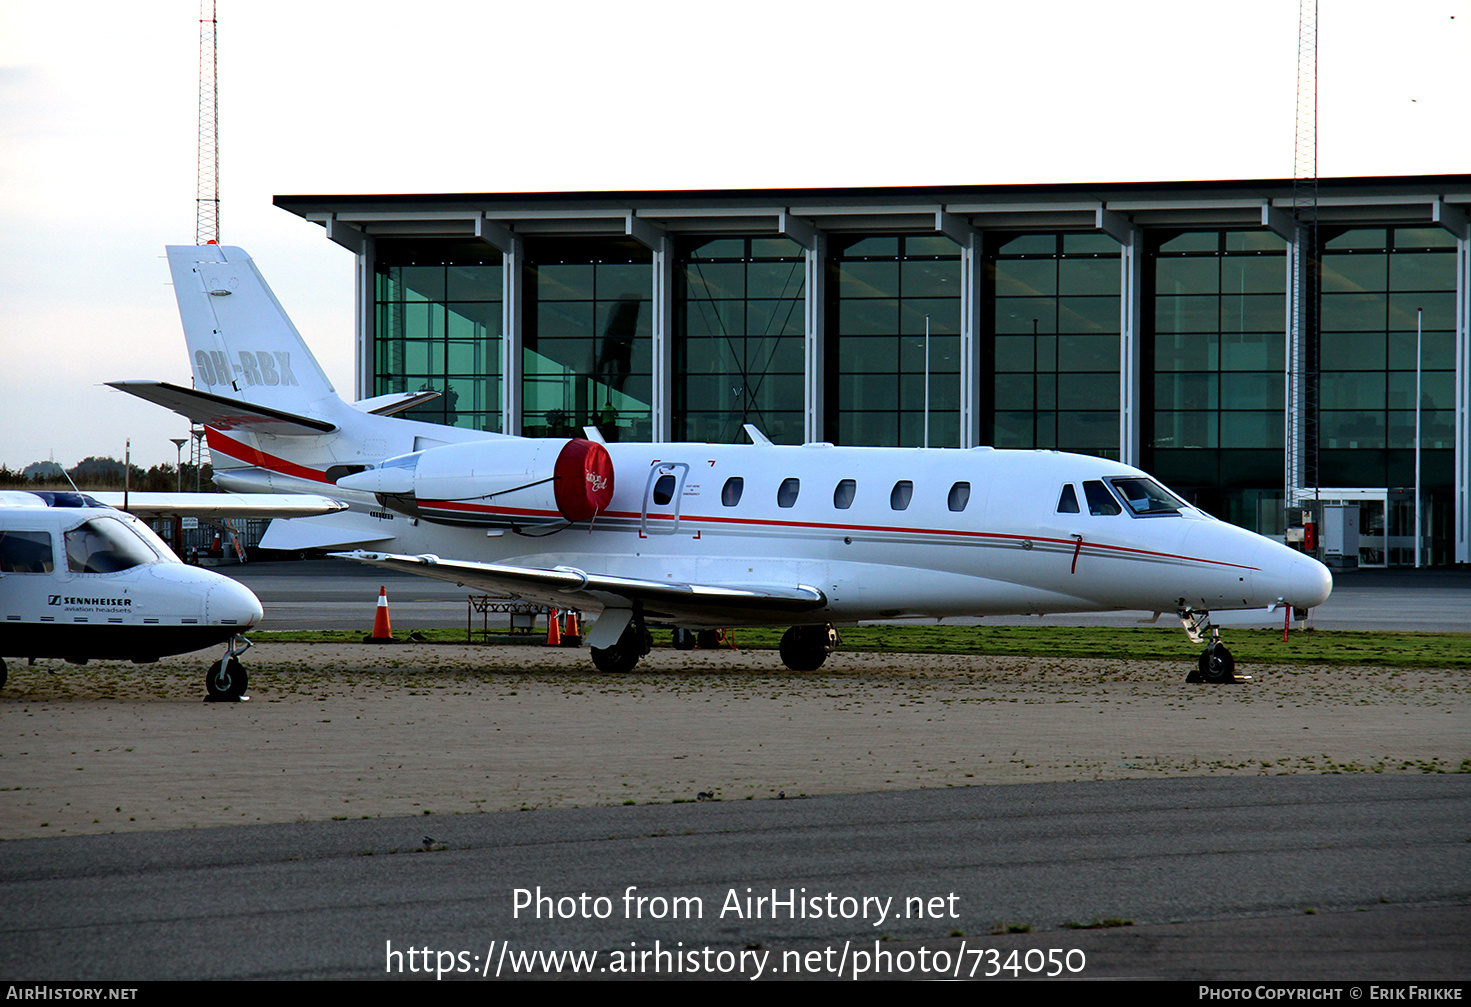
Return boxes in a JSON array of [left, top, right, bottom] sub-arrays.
[[1108, 477, 1188, 516], [64, 518, 161, 573]]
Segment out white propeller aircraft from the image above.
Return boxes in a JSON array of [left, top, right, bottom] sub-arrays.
[[112, 244, 1333, 682], [0, 490, 266, 698]]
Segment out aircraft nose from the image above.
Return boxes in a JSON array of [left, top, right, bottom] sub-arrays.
[[1289, 551, 1333, 609], [209, 578, 264, 629]]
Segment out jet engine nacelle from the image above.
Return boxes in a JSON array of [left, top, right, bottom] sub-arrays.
[[338, 437, 615, 526]]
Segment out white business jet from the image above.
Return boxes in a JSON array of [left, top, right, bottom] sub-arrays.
[[0, 490, 265, 697], [111, 244, 1332, 682]]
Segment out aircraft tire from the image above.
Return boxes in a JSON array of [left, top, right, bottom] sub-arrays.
[[696, 630, 721, 650], [205, 657, 248, 701], [592, 624, 647, 674], [0, 656, 7, 690], [779, 625, 835, 672], [1198, 643, 1235, 684], [672, 628, 696, 651]]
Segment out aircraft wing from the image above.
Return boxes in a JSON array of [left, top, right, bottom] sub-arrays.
[[332, 550, 828, 625], [107, 380, 336, 435], [92, 492, 350, 519]]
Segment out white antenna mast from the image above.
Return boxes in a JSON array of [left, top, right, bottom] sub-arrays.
[[196, 0, 219, 244]]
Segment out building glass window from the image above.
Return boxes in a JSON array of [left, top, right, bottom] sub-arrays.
[[523, 239, 651, 441], [828, 235, 961, 447], [1145, 229, 1286, 530], [990, 233, 1121, 458], [1317, 226, 1456, 493], [374, 244, 503, 431], [675, 237, 805, 444]]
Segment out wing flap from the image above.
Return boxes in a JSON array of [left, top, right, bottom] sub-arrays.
[[332, 550, 827, 623]]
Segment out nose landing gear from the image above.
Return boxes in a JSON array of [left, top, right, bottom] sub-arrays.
[[1178, 609, 1244, 685], [205, 635, 251, 702]]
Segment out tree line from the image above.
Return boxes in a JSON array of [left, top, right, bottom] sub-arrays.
[[0, 457, 217, 492]]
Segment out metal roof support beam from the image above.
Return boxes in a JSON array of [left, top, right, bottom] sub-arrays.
[[1454, 229, 1470, 562], [936, 211, 982, 448], [779, 210, 819, 251], [474, 216, 519, 254], [779, 212, 825, 442], [1096, 208, 1143, 464], [473, 217, 524, 433], [353, 237, 375, 401], [650, 235, 675, 442], [1113, 218, 1144, 467], [625, 213, 674, 441], [501, 239, 524, 435], [1433, 199, 1470, 240], [324, 215, 376, 400], [625, 212, 666, 251], [1094, 207, 1132, 245], [1262, 204, 1295, 240], [325, 215, 369, 254]]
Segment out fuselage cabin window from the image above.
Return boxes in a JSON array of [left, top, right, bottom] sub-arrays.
[[777, 478, 800, 508], [890, 480, 913, 511], [948, 481, 971, 512], [833, 479, 856, 509]]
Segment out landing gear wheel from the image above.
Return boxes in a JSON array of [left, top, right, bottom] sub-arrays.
[[779, 624, 838, 672], [672, 628, 696, 651], [1198, 643, 1235, 684], [205, 656, 247, 701], [696, 629, 721, 650], [591, 623, 652, 674]]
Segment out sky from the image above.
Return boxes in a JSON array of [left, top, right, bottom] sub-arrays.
[[1, 0, 1467, 470]]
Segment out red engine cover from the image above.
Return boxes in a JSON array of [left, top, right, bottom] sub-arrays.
[[553, 439, 615, 521]]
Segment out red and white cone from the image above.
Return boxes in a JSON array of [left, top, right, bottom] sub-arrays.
[[366, 586, 394, 643], [545, 607, 562, 646]]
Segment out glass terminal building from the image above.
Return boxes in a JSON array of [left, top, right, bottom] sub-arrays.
[[275, 176, 1470, 566]]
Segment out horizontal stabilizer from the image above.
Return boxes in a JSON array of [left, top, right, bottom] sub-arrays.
[[92, 492, 349, 520], [332, 551, 827, 623], [107, 381, 336, 435], [353, 390, 442, 416]]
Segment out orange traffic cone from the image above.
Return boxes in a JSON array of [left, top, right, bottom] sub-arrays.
[[563, 610, 581, 647], [365, 586, 395, 643], [545, 607, 562, 646]]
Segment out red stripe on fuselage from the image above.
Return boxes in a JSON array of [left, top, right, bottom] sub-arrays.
[[205, 437, 1258, 574], [418, 499, 1259, 572]]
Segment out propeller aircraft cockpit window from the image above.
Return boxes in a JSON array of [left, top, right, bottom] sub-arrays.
[[64, 518, 160, 574]]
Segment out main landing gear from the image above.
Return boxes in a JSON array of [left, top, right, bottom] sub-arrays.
[[1178, 609, 1240, 684], [205, 635, 251, 701], [591, 619, 653, 674], [778, 624, 840, 672]]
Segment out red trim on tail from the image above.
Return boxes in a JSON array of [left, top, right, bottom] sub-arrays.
[[204, 428, 331, 483]]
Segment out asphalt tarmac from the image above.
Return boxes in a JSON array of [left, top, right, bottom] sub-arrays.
[[2, 776, 1466, 981]]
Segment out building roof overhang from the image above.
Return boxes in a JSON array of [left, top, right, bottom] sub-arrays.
[[274, 175, 1471, 246]]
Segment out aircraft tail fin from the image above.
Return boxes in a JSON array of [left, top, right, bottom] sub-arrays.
[[166, 244, 341, 419]]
